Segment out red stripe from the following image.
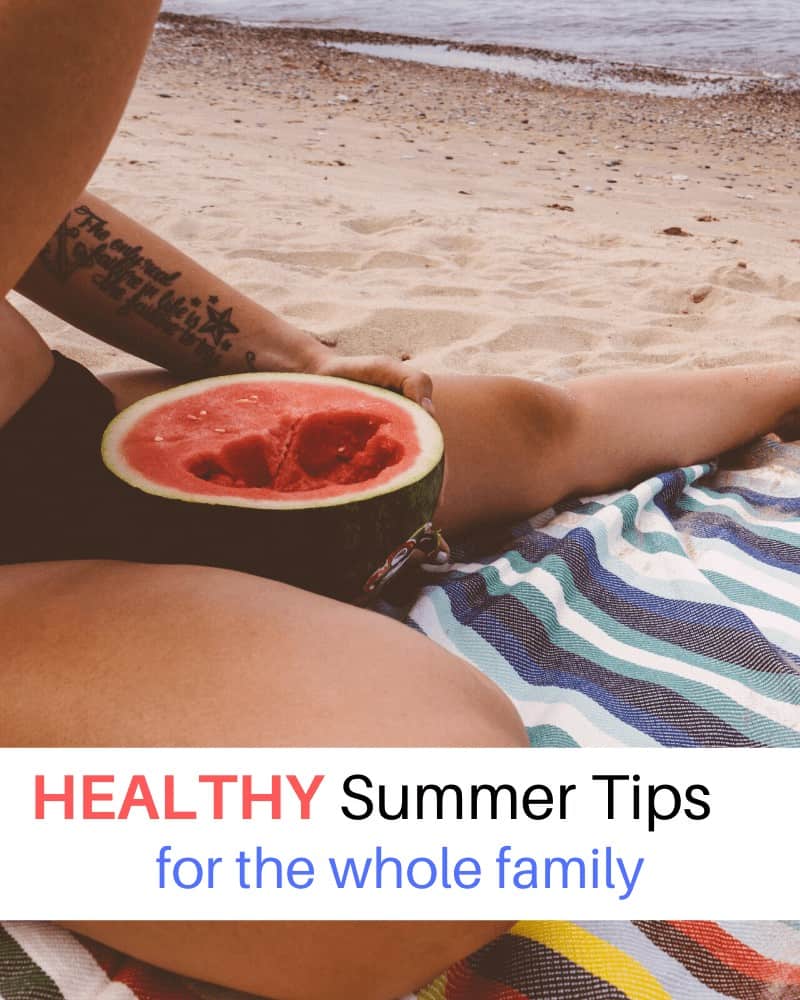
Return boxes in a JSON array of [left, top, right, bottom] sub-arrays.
[[444, 961, 529, 1000], [668, 922, 800, 986], [76, 936, 198, 1000]]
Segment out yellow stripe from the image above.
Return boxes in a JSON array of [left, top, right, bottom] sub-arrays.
[[511, 921, 672, 1000], [415, 972, 447, 1000]]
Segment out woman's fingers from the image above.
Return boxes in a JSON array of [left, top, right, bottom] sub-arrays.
[[315, 354, 435, 414], [400, 366, 435, 414]]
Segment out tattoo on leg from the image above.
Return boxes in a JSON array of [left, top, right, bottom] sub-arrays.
[[37, 204, 241, 371]]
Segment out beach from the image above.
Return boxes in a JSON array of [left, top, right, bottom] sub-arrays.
[[16, 13, 800, 383]]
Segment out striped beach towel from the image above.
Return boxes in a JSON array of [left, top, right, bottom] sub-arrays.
[[2, 441, 799, 997], [403, 444, 800, 749], [2, 919, 799, 1000]]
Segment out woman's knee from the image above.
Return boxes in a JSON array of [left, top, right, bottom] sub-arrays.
[[418, 646, 528, 748]]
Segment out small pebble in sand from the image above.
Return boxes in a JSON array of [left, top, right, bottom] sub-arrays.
[[737, 261, 748, 268], [547, 203, 574, 212], [662, 226, 692, 237]]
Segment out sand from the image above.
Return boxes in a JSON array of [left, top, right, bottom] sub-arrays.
[[13, 13, 800, 383]]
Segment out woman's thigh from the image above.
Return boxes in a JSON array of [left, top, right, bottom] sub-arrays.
[[65, 919, 509, 1000], [1, 559, 524, 747], [3, 557, 523, 998]]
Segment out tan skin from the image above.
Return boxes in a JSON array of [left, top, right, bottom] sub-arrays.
[[3, 5, 800, 999]]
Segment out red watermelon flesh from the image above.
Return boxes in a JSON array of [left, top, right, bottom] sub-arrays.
[[120, 380, 419, 502]]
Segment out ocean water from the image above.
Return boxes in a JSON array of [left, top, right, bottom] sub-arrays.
[[161, 0, 800, 77]]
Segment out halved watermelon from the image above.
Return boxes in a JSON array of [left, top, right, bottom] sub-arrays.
[[101, 373, 444, 599]]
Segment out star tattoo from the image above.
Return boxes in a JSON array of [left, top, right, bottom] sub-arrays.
[[198, 304, 239, 346]]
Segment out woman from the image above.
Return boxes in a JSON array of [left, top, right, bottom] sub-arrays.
[[3, 4, 799, 998]]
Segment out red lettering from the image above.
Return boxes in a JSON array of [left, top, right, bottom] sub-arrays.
[[163, 775, 197, 819], [242, 774, 281, 819], [118, 775, 159, 819], [287, 774, 324, 819], [35, 774, 74, 819], [199, 774, 238, 819], [83, 775, 115, 819]]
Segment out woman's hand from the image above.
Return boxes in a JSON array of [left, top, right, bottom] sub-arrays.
[[309, 350, 435, 415]]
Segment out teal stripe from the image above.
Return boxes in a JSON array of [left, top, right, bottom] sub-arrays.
[[415, 588, 660, 745], [721, 460, 800, 498], [687, 481, 800, 524], [478, 561, 800, 745], [706, 569, 800, 633], [687, 533, 800, 606], [679, 491, 800, 548], [514, 685, 660, 746], [527, 725, 579, 747], [488, 551, 800, 706], [580, 492, 688, 558], [539, 508, 748, 616]]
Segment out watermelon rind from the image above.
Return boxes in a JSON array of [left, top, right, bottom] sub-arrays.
[[101, 373, 445, 600]]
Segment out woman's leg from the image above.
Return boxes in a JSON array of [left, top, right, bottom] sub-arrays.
[[431, 367, 800, 535], [104, 365, 800, 540], [2, 557, 523, 999], [58, 358, 797, 998]]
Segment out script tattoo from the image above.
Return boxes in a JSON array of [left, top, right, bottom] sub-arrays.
[[38, 205, 240, 370]]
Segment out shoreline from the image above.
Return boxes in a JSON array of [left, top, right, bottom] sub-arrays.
[[157, 12, 800, 100], [17, 8, 800, 384], [151, 12, 800, 149]]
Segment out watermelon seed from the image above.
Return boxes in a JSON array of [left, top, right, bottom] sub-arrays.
[[199, 409, 208, 416], [186, 414, 199, 421], [154, 435, 164, 442], [236, 397, 254, 403], [213, 427, 227, 433]]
